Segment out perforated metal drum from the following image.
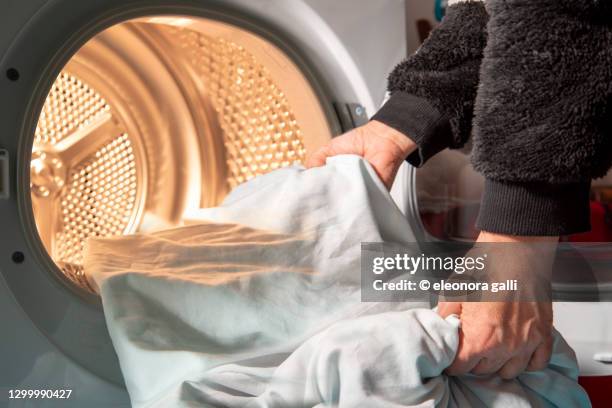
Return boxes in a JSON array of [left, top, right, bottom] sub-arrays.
[[30, 17, 333, 293]]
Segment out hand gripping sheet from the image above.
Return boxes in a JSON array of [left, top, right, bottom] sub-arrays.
[[84, 155, 590, 408]]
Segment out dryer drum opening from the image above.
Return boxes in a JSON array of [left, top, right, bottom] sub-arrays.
[[29, 16, 333, 293]]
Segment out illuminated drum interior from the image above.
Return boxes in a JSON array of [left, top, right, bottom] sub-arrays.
[[170, 26, 307, 188], [30, 16, 332, 292]]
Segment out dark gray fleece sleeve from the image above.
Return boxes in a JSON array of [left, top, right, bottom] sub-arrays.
[[372, 1, 488, 167], [472, 0, 612, 235]]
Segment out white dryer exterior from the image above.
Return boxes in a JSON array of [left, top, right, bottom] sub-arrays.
[[0, 1, 407, 406]]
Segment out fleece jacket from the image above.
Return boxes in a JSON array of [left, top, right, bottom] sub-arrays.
[[373, 0, 612, 236]]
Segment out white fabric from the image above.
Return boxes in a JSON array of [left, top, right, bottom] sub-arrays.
[[84, 156, 590, 408]]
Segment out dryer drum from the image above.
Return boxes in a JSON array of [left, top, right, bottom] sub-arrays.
[[29, 16, 332, 292]]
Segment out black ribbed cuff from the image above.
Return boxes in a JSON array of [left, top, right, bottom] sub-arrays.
[[372, 92, 452, 167], [477, 179, 591, 236]]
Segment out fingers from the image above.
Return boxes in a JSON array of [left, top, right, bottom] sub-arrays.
[[443, 301, 554, 379], [526, 336, 553, 372], [459, 338, 552, 379], [440, 303, 481, 376], [305, 145, 332, 168], [446, 331, 482, 376], [472, 336, 552, 379], [498, 354, 532, 380], [501, 330, 553, 379], [437, 302, 462, 318], [471, 356, 507, 376]]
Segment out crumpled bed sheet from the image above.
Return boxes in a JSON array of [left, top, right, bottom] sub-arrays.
[[84, 155, 590, 408]]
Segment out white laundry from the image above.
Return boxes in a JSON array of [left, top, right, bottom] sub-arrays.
[[84, 155, 590, 408]]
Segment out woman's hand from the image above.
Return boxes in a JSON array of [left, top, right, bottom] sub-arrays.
[[438, 300, 554, 379], [438, 232, 558, 379], [306, 120, 416, 190]]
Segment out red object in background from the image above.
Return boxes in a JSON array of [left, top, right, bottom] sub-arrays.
[[569, 202, 612, 242], [573, 196, 612, 407], [423, 201, 612, 243], [579, 376, 612, 407], [420, 205, 480, 241], [420, 212, 448, 240]]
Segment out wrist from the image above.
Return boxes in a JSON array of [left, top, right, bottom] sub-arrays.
[[477, 231, 559, 243], [367, 120, 417, 158], [476, 231, 557, 290]]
